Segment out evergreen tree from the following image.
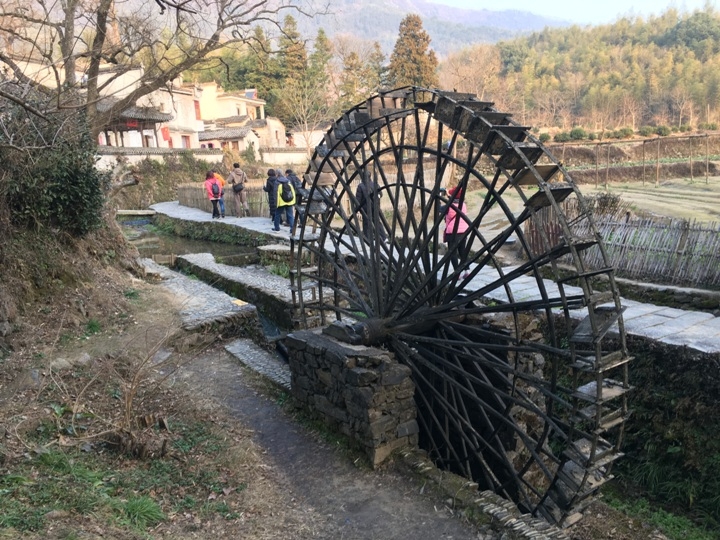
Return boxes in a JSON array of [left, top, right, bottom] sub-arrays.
[[388, 14, 438, 88], [338, 51, 365, 111], [366, 42, 389, 91], [278, 15, 308, 78], [309, 28, 333, 83]]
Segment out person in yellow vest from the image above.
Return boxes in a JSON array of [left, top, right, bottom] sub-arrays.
[[273, 169, 296, 231]]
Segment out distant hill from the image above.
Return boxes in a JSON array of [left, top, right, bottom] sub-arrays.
[[293, 0, 569, 57]]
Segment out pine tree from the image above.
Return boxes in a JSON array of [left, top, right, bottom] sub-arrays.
[[366, 42, 389, 91], [309, 28, 333, 83], [388, 14, 438, 88], [278, 15, 308, 78]]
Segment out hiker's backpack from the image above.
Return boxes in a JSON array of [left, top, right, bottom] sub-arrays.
[[211, 180, 220, 198], [281, 182, 294, 203]]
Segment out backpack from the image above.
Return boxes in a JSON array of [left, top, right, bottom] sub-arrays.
[[281, 182, 294, 203], [211, 180, 220, 198]]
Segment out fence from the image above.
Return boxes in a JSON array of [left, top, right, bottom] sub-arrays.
[[547, 133, 720, 186], [526, 200, 720, 288]]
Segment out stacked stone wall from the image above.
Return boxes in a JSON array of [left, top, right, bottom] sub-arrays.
[[285, 331, 418, 466]]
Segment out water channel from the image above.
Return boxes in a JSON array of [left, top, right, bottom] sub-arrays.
[[120, 217, 283, 341]]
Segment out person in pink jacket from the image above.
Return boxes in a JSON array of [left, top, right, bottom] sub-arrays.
[[443, 186, 470, 277], [204, 170, 221, 219]]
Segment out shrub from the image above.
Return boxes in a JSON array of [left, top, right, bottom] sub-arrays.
[[241, 142, 257, 164], [618, 127, 635, 138], [569, 127, 588, 140], [538, 133, 551, 143], [638, 126, 655, 137], [554, 132, 571, 142], [588, 132, 598, 141], [656, 125, 672, 136], [1, 100, 108, 236]]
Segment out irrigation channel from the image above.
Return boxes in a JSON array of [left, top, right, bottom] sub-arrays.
[[119, 217, 285, 341]]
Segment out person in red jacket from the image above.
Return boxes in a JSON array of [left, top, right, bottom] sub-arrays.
[[204, 170, 221, 219]]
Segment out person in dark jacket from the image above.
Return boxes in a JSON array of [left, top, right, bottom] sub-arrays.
[[354, 173, 386, 241], [263, 168, 278, 222]]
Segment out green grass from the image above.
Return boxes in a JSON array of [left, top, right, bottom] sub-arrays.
[[0, 422, 234, 535], [605, 488, 718, 540], [119, 496, 165, 529], [123, 288, 140, 300], [269, 262, 290, 278], [84, 319, 101, 336]]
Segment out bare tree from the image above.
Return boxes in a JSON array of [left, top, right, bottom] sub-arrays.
[[0, 0, 310, 138], [277, 74, 333, 157], [438, 44, 501, 101]]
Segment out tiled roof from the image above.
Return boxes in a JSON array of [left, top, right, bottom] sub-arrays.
[[97, 98, 173, 122], [198, 127, 252, 141], [215, 115, 251, 125]]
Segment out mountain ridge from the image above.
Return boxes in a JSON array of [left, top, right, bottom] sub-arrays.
[[295, 0, 569, 57]]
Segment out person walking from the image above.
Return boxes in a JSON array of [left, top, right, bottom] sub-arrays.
[[204, 170, 222, 219], [213, 168, 226, 218], [354, 173, 386, 241], [263, 168, 278, 224], [274, 170, 296, 232], [443, 186, 470, 277], [228, 162, 249, 217]]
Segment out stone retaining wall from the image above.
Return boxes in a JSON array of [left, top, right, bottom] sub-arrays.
[[285, 331, 419, 467]]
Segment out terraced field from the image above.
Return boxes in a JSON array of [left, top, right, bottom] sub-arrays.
[[581, 177, 720, 223]]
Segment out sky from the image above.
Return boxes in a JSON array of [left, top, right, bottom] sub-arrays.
[[430, 0, 717, 25]]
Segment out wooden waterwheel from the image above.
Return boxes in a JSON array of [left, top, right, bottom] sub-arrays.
[[289, 87, 632, 527]]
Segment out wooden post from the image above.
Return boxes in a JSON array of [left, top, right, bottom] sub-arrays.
[[706, 134, 710, 184], [656, 138, 660, 188], [595, 144, 599, 188], [605, 143, 610, 190], [642, 140, 646, 186], [690, 136, 693, 182]]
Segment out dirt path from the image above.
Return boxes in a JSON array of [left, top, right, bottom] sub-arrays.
[[176, 347, 483, 540]]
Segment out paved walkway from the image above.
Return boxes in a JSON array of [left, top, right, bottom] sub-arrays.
[[150, 201, 720, 354], [136, 259, 569, 540]]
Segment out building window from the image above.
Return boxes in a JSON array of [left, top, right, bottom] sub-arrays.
[[231, 141, 239, 151], [182, 135, 190, 148], [168, 138, 174, 148], [194, 100, 201, 120]]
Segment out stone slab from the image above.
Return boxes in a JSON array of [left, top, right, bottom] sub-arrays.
[[634, 311, 716, 341], [226, 338, 291, 390], [139, 258, 255, 330]]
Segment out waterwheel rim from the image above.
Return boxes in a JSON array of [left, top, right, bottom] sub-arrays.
[[292, 87, 632, 526]]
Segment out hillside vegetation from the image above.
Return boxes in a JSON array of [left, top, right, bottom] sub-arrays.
[[441, 7, 720, 134]]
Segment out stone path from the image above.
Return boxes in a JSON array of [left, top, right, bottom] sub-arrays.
[[137, 257, 569, 539], [151, 200, 720, 354]]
